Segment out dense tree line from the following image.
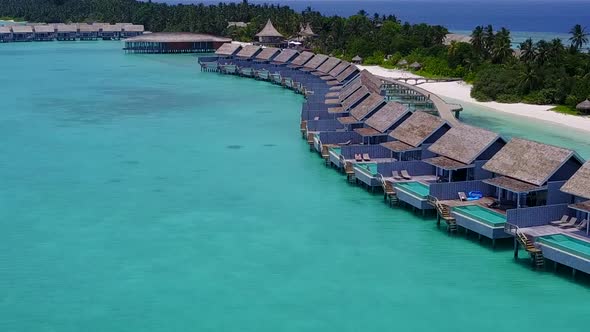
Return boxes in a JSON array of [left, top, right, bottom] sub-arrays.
[[1, 0, 588, 110]]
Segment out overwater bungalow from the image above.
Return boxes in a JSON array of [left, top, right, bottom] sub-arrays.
[[419, 125, 508, 237], [214, 43, 242, 59], [503, 161, 590, 272], [336, 93, 387, 130], [11, 25, 34, 42], [55, 24, 77, 41], [254, 47, 280, 63], [352, 102, 411, 144], [252, 47, 281, 79], [78, 24, 99, 40], [312, 56, 341, 76], [471, 139, 585, 248], [287, 51, 314, 69], [270, 49, 299, 65], [255, 19, 284, 47], [100, 24, 122, 40], [33, 25, 56, 41], [124, 33, 231, 54], [320, 61, 350, 81], [382, 112, 451, 210], [0, 26, 13, 42], [121, 24, 144, 38], [235, 45, 262, 61]]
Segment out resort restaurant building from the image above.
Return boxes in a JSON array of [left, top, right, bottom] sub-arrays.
[[124, 33, 231, 54], [255, 19, 285, 47]]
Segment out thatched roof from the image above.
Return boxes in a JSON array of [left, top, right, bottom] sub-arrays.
[[11, 25, 33, 33], [0, 26, 11, 33], [389, 112, 447, 147], [569, 200, 590, 213], [381, 140, 419, 153], [561, 161, 590, 199], [290, 51, 314, 66], [33, 25, 54, 33], [352, 55, 363, 61], [349, 93, 386, 120], [102, 24, 122, 32], [215, 43, 242, 56], [336, 65, 358, 82], [329, 62, 350, 77], [427, 124, 504, 165], [78, 24, 99, 32], [272, 49, 299, 63], [255, 19, 283, 38], [329, 86, 370, 113], [236, 44, 262, 58], [483, 176, 545, 193], [337, 79, 362, 101], [299, 23, 316, 37], [364, 102, 409, 133], [360, 70, 383, 94], [482, 138, 580, 186], [255, 47, 280, 60], [423, 156, 473, 171], [303, 54, 329, 69], [397, 59, 408, 66], [54, 24, 77, 33], [123, 24, 144, 32], [316, 57, 341, 74], [126, 33, 230, 43], [337, 116, 362, 125], [576, 99, 590, 111], [354, 127, 383, 137]]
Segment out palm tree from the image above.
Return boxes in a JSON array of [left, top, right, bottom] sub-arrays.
[[520, 66, 539, 93], [492, 27, 512, 63], [569, 24, 588, 51], [519, 38, 536, 64], [548, 38, 565, 63], [483, 25, 495, 56], [471, 26, 484, 55], [535, 40, 550, 65]]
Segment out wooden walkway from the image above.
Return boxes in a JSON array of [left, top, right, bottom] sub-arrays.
[[388, 77, 462, 85], [379, 76, 462, 126]]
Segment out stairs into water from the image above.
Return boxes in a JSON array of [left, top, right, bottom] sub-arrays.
[[507, 224, 545, 269], [428, 196, 457, 233]]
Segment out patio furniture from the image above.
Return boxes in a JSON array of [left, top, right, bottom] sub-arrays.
[[400, 170, 412, 180], [558, 217, 578, 229], [550, 215, 570, 226], [458, 192, 467, 201], [392, 171, 403, 180]]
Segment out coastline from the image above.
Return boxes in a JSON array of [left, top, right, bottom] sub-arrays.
[[357, 65, 590, 133]]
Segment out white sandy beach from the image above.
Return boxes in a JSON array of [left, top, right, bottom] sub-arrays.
[[357, 65, 590, 133]]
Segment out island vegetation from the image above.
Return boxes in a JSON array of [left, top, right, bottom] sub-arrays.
[[1, 0, 589, 112]]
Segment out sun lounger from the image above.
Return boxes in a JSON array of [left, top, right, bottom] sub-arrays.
[[575, 219, 588, 230], [392, 171, 403, 180], [559, 217, 578, 229], [338, 140, 351, 146], [362, 153, 370, 161], [550, 215, 569, 226], [458, 192, 467, 201], [400, 170, 412, 180], [355, 154, 362, 162], [313, 116, 320, 120]]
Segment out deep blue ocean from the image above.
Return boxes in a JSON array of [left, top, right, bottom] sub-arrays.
[[173, 0, 590, 33]]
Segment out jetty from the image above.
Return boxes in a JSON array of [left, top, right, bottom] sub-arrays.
[[198, 39, 590, 281]]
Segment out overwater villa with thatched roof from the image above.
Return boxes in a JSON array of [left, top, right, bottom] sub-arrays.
[[78, 24, 100, 40], [55, 24, 77, 41], [0, 26, 13, 42], [11, 25, 34, 42], [270, 49, 299, 65], [33, 25, 56, 41], [255, 19, 284, 47], [254, 47, 281, 63], [215, 43, 242, 58]]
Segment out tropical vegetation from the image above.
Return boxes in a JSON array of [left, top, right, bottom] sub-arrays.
[[1, 0, 589, 110]]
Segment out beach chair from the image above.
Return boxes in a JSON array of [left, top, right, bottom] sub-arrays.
[[392, 171, 403, 180], [575, 219, 588, 230], [313, 116, 320, 120], [558, 217, 578, 229], [550, 215, 569, 226], [401, 170, 412, 180], [362, 153, 371, 161], [338, 140, 351, 146], [355, 154, 362, 162], [458, 192, 467, 201]]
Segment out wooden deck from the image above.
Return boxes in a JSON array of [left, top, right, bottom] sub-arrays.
[[438, 197, 507, 215], [382, 175, 438, 184], [520, 225, 590, 243]]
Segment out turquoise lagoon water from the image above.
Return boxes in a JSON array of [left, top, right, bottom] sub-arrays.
[[1, 42, 589, 332]]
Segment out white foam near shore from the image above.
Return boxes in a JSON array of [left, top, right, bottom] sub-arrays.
[[358, 65, 590, 133]]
